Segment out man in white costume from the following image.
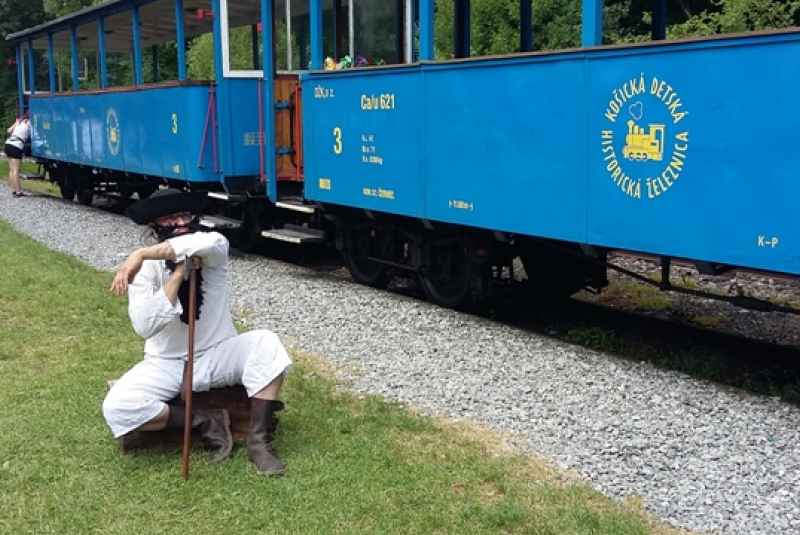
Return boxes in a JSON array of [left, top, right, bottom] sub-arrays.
[[103, 188, 292, 476]]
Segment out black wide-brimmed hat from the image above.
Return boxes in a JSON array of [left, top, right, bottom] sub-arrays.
[[125, 189, 208, 225]]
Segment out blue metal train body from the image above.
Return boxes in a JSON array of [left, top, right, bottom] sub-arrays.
[[303, 30, 800, 278], [7, 0, 800, 310], [31, 80, 269, 185]]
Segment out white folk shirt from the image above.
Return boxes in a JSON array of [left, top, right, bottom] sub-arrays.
[[6, 119, 30, 150], [127, 231, 237, 360]]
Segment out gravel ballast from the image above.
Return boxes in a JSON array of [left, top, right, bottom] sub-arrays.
[[2, 187, 799, 534]]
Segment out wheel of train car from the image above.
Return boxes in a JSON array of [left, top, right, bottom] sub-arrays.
[[343, 249, 391, 288], [118, 183, 134, 200], [229, 214, 262, 253], [342, 226, 391, 288], [519, 244, 591, 298], [58, 175, 76, 201], [419, 240, 474, 309], [137, 182, 159, 199], [77, 187, 94, 206]]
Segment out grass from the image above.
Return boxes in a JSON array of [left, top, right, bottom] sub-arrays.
[[0, 217, 684, 534], [691, 314, 728, 328], [0, 160, 59, 196], [595, 281, 672, 312]]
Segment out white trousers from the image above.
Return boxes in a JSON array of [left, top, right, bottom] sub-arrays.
[[103, 330, 292, 438]]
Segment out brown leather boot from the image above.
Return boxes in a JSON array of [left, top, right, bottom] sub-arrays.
[[247, 399, 285, 476], [166, 405, 233, 464], [192, 409, 234, 464]]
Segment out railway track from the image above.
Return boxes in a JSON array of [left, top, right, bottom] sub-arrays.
[[276, 242, 800, 405]]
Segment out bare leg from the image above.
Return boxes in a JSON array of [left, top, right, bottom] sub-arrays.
[[8, 158, 20, 194], [135, 405, 169, 432], [252, 375, 284, 400]]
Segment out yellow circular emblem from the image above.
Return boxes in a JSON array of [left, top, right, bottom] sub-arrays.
[[601, 73, 690, 200], [106, 108, 120, 156]]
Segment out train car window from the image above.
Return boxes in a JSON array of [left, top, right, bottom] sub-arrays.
[[276, 0, 309, 73], [318, 0, 412, 70], [16, 43, 35, 95], [220, 0, 264, 77], [347, 0, 405, 66]]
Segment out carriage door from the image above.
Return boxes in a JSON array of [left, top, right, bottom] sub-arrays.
[[272, 0, 308, 186], [218, 0, 305, 192]]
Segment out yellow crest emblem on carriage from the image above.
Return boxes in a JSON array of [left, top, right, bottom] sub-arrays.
[[601, 74, 690, 200], [106, 108, 120, 156]]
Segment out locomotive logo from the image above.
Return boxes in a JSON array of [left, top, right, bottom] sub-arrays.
[[106, 108, 120, 156], [601, 73, 690, 200]]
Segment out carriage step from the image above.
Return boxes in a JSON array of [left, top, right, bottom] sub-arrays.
[[207, 191, 247, 203], [200, 215, 241, 230], [262, 224, 324, 244], [21, 172, 45, 180], [275, 200, 316, 214]]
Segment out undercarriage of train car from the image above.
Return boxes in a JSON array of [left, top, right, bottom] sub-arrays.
[[329, 207, 611, 308], [44, 161, 162, 206], [332, 206, 800, 314]]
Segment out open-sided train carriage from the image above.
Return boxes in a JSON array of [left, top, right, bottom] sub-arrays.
[[6, 0, 364, 247]]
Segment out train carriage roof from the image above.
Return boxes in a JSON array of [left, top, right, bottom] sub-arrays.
[[4, 0, 288, 53]]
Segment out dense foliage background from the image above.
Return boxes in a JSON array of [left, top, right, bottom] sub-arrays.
[[1, 0, 799, 126]]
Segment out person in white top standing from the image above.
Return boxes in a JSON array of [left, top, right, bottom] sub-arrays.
[[103, 188, 293, 476], [4, 110, 31, 197]]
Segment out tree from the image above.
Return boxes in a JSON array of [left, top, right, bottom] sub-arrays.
[[668, 0, 800, 38], [0, 0, 47, 125]]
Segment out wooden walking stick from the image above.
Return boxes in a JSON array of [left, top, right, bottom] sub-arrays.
[[182, 256, 197, 481]]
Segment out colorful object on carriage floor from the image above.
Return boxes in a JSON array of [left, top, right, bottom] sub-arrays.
[[337, 56, 353, 69], [323, 55, 382, 70]]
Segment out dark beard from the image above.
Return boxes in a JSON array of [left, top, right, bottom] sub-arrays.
[[164, 261, 204, 324], [153, 217, 204, 241]]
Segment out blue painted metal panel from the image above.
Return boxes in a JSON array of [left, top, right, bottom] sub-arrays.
[[29, 84, 220, 183], [117, 93, 146, 172], [423, 58, 586, 242], [133, 90, 163, 177], [225, 79, 263, 178], [157, 85, 219, 181], [75, 95, 96, 165], [304, 60, 585, 241], [82, 94, 108, 166], [98, 92, 126, 169], [303, 69, 424, 216], [586, 33, 800, 275], [30, 98, 65, 161]]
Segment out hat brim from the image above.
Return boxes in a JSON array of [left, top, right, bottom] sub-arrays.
[[125, 191, 208, 225]]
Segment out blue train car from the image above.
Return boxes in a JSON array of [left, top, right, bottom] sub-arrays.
[[8, 0, 800, 312], [7, 0, 283, 210], [33, 83, 221, 199], [303, 30, 800, 289]]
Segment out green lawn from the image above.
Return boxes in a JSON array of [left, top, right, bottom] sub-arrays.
[[0, 199, 684, 534], [0, 160, 59, 196]]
